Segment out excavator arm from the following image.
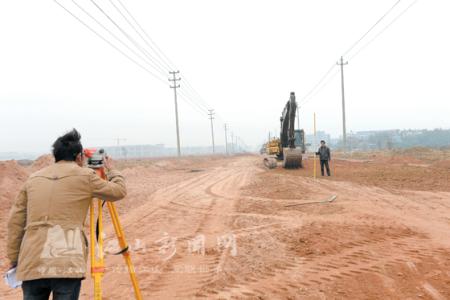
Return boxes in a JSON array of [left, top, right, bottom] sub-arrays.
[[280, 92, 297, 149]]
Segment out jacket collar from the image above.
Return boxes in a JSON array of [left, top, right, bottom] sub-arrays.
[[56, 161, 77, 165]]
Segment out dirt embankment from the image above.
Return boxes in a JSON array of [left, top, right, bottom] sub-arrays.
[[0, 154, 53, 216], [288, 149, 450, 192], [0, 160, 31, 269], [0, 160, 29, 211]]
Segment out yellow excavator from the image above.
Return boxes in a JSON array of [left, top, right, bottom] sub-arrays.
[[264, 92, 305, 169]]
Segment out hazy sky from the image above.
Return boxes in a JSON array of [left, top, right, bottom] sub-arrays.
[[0, 0, 449, 153]]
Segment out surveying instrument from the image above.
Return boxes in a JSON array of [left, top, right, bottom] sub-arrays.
[[84, 148, 143, 300]]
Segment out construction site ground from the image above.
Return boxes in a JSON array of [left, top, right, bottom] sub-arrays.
[[1, 148, 450, 299]]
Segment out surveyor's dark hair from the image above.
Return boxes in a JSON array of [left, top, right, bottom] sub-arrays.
[[320, 140, 326, 143], [52, 129, 83, 162]]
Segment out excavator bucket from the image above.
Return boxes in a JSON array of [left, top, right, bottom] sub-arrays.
[[282, 148, 303, 168]]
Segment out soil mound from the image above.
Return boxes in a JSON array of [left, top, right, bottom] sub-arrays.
[[0, 160, 29, 216], [30, 154, 53, 172]]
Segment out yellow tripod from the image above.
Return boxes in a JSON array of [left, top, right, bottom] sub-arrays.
[[89, 166, 143, 300]]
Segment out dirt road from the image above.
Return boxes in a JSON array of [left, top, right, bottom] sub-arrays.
[[1, 154, 450, 299]]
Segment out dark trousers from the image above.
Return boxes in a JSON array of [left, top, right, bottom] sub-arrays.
[[320, 160, 331, 176], [22, 278, 81, 300]]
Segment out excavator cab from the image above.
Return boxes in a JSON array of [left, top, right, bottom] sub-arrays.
[[294, 129, 306, 153]]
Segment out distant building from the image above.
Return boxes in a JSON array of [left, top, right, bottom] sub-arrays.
[[100, 144, 239, 159], [305, 131, 331, 151], [340, 128, 450, 150]]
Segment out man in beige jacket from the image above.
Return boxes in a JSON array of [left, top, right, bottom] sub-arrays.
[[7, 129, 127, 300]]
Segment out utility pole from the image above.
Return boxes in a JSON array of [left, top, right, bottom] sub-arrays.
[[231, 131, 234, 154], [237, 136, 246, 153], [224, 123, 228, 155], [116, 138, 126, 146], [337, 56, 348, 150], [169, 71, 181, 157], [313, 112, 317, 180], [115, 138, 126, 158], [208, 109, 215, 153]]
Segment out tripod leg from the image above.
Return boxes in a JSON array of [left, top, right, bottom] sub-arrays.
[[107, 202, 143, 300], [90, 199, 105, 300], [91, 167, 141, 299]]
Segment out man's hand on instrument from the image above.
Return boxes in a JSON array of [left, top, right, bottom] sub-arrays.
[[104, 156, 114, 171]]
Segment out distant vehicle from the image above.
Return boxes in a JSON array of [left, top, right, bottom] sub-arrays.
[[263, 92, 305, 169]]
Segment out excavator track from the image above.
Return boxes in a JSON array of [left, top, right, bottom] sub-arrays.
[[263, 156, 277, 169]]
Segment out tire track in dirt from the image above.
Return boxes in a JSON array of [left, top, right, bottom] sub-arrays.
[[214, 229, 441, 298], [93, 166, 239, 299], [141, 158, 258, 298], [119, 171, 217, 230]]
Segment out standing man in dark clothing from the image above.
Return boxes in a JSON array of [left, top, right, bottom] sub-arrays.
[[316, 140, 331, 176]]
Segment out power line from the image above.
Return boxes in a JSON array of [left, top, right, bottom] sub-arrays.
[[177, 90, 210, 115], [115, 0, 221, 128], [301, 70, 340, 107], [348, 0, 419, 61], [179, 86, 210, 111], [178, 87, 226, 123], [180, 76, 211, 109], [298, 63, 336, 106], [107, 0, 171, 73], [170, 71, 220, 121], [58, 0, 228, 138], [342, 0, 402, 57], [54, 0, 167, 84], [300, 0, 418, 154], [115, 0, 177, 71], [113, 0, 219, 125], [177, 85, 209, 113], [182, 82, 228, 124], [82, 0, 215, 118], [111, 0, 217, 120], [176, 74, 221, 122], [300, 0, 416, 109], [70, 0, 167, 78], [59, 1, 209, 116], [89, 0, 168, 77], [181, 77, 226, 122]]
